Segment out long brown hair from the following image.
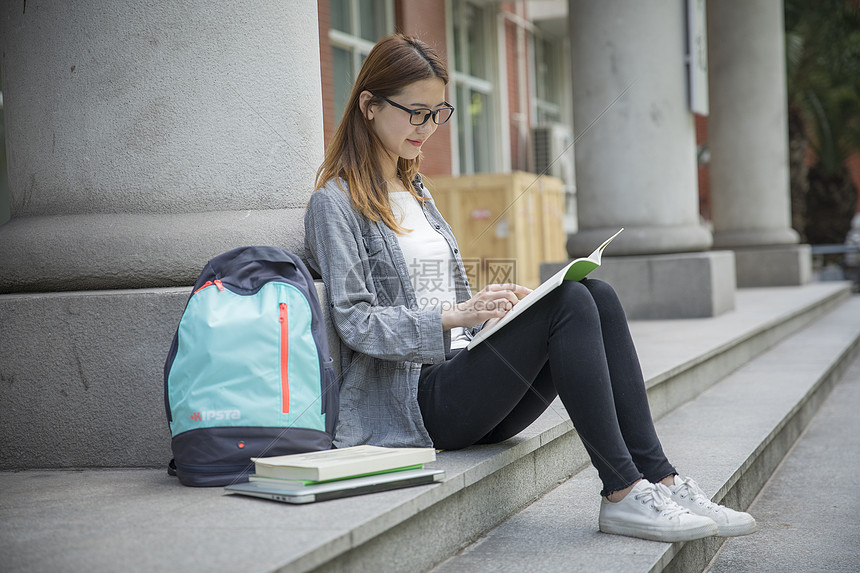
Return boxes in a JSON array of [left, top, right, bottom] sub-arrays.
[[314, 34, 449, 233]]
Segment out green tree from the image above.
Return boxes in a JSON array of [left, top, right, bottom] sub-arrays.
[[785, 0, 860, 244]]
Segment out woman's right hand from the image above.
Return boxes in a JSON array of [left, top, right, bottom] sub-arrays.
[[441, 283, 532, 330]]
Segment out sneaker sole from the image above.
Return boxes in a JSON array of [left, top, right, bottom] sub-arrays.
[[717, 518, 757, 537], [599, 519, 719, 542]]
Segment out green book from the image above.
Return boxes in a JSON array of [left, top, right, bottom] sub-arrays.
[[248, 464, 425, 488], [466, 229, 623, 350], [251, 445, 436, 482]]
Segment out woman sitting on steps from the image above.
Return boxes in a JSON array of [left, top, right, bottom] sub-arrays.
[[303, 33, 756, 543]]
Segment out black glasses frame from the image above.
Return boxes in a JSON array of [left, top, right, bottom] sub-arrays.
[[371, 92, 455, 126]]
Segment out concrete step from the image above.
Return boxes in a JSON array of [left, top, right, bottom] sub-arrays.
[[0, 283, 852, 573], [0, 282, 332, 471], [0, 277, 846, 471], [428, 293, 860, 573], [705, 350, 860, 573]]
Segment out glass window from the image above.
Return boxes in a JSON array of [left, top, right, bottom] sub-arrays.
[[450, 1, 497, 174], [358, 0, 388, 42], [466, 4, 488, 79], [332, 46, 353, 122], [534, 34, 566, 126], [535, 38, 557, 105], [329, 0, 392, 125], [457, 89, 493, 174], [330, 0, 351, 33], [453, 2, 488, 79]]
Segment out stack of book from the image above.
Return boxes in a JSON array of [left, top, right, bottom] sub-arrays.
[[224, 445, 443, 504]]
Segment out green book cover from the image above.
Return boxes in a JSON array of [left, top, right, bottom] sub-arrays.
[[467, 229, 623, 350]]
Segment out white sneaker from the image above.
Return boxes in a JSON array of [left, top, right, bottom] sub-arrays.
[[667, 475, 757, 537], [599, 480, 718, 542]]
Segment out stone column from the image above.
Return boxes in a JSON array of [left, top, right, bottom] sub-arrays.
[[567, 0, 712, 256], [0, 0, 323, 470], [0, 0, 323, 292], [707, 0, 810, 286], [562, 0, 734, 318]]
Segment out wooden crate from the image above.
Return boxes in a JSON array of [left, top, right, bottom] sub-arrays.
[[424, 171, 567, 289]]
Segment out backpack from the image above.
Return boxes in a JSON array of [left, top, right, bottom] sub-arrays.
[[164, 246, 338, 486]]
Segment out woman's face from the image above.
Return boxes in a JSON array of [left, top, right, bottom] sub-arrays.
[[363, 77, 447, 168]]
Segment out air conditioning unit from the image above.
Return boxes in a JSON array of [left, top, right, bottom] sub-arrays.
[[533, 123, 578, 233]]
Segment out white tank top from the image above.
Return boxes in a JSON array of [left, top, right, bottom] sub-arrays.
[[388, 191, 469, 349]]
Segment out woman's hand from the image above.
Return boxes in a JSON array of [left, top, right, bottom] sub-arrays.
[[441, 283, 533, 330]]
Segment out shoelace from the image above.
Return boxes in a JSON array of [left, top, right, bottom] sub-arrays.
[[673, 477, 721, 513], [634, 483, 689, 520]]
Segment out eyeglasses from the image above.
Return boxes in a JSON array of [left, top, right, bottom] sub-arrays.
[[371, 92, 455, 126]]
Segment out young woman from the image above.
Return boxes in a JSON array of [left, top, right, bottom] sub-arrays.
[[304, 34, 755, 542]]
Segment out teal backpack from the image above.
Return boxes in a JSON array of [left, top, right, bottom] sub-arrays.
[[164, 246, 338, 486]]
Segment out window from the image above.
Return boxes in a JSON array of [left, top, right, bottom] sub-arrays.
[[449, 1, 498, 174], [531, 25, 576, 232], [329, 0, 394, 123], [534, 35, 565, 126]]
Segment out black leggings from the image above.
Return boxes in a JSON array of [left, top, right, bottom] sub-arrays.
[[417, 279, 676, 496]]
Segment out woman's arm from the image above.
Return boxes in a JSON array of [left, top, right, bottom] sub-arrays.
[[304, 186, 447, 364]]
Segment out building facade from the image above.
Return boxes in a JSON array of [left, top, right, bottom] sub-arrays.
[[319, 0, 577, 230], [0, 0, 810, 470]]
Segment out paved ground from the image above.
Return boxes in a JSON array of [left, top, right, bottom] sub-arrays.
[[705, 352, 860, 573]]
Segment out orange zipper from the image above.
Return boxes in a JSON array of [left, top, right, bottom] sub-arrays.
[[279, 303, 289, 413], [194, 279, 225, 294]]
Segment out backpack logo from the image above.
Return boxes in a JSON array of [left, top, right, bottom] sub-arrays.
[[190, 409, 241, 422]]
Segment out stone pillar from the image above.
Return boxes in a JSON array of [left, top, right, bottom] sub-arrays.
[[707, 0, 810, 287], [565, 0, 734, 318], [0, 0, 323, 470], [567, 0, 712, 256], [0, 0, 323, 293]]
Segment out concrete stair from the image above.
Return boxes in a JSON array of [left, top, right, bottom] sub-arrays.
[[431, 287, 860, 573], [705, 347, 860, 572], [1, 282, 856, 573]]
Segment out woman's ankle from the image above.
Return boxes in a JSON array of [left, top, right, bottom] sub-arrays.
[[606, 479, 642, 503]]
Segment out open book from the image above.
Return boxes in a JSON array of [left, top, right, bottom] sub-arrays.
[[466, 228, 623, 350]]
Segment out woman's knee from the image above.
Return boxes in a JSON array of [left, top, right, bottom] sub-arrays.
[[583, 278, 623, 305], [556, 279, 596, 307], [557, 278, 591, 298], [582, 278, 628, 320], [554, 280, 601, 323], [581, 278, 615, 299]]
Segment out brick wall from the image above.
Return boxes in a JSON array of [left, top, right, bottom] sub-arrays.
[[396, 0, 452, 176], [502, 2, 533, 173]]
